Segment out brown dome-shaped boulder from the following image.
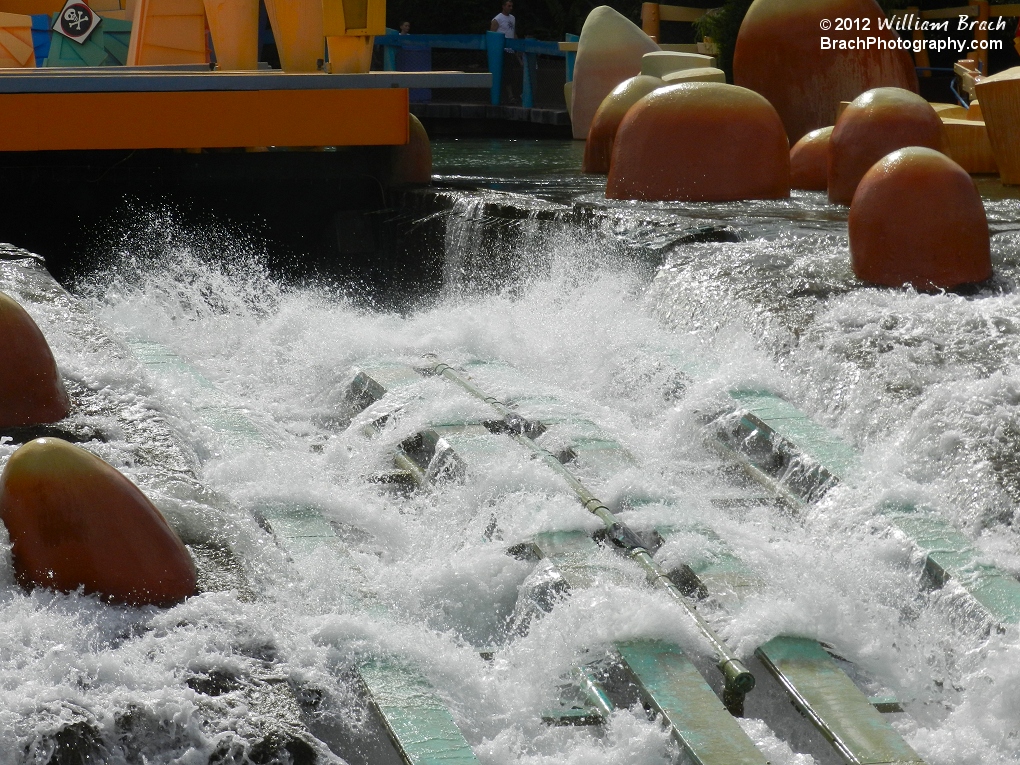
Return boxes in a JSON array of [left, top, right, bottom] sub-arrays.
[[828, 87, 944, 205], [790, 126, 832, 190], [849, 147, 991, 289], [583, 75, 664, 174], [733, 0, 917, 144], [0, 438, 198, 606], [606, 82, 790, 202], [571, 5, 659, 140], [389, 114, 432, 185], [0, 291, 70, 428]]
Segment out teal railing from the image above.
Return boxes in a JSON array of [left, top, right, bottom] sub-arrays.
[[375, 31, 577, 108]]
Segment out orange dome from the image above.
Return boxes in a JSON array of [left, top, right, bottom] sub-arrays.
[[828, 87, 944, 206], [733, 0, 917, 143], [606, 82, 790, 202], [0, 438, 198, 606], [0, 291, 70, 428], [849, 147, 991, 289]]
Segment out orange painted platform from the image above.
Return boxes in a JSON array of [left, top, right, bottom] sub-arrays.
[[0, 87, 409, 150], [0, 69, 491, 151]]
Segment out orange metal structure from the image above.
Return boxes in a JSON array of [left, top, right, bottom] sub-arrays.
[[0, 1, 61, 12], [0, 12, 35, 68], [263, 0, 324, 72], [203, 0, 260, 70], [0, 87, 408, 150], [126, 0, 209, 66], [323, 0, 384, 72], [640, 3, 710, 43]]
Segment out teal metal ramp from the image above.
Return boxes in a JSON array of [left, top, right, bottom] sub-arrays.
[[756, 637, 924, 765], [617, 640, 767, 765], [717, 387, 1020, 626]]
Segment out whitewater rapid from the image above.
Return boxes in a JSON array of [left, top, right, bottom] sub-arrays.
[[1, 139, 1019, 764]]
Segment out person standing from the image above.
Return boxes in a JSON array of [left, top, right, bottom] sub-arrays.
[[490, 0, 522, 105], [490, 0, 515, 39]]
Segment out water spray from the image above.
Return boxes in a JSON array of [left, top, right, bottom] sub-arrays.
[[421, 354, 755, 716]]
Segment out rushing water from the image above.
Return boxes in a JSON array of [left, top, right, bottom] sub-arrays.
[[1, 139, 1019, 764]]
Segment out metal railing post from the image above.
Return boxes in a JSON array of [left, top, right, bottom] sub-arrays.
[[522, 50, 536, 108], [641, 2, 661, 41], [486, 30, 504, 105]]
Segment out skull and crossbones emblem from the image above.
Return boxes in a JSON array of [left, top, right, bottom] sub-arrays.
[[63, 6, 91, 32], [54, 1, 98, 42]]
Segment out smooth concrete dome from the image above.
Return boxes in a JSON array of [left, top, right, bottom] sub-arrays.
[[606, 82, 791, 202], [570, 5, 659, 140], [733, 0, 917, 143], [583, 74, 664, 174], [389, 114, 432, 185], [828, 87, 944, 205], [0, 438, 198, 607], [849, 147, 991, 289], [0, 291, 70, 428], [790, 126, 833, 190]]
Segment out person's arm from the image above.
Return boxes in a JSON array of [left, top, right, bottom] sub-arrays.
[[490, 18, 498, 31]]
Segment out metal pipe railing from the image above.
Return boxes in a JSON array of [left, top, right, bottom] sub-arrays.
[[374, 32, 566, 107]]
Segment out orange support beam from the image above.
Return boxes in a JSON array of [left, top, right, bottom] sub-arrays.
[[0, 1, 62, 12], [203, 0, 260, 70], [263, 0, 324, 72], [0, 88, 408, 150], [641, 2, 661, 42], [127, 0, 209, 67]]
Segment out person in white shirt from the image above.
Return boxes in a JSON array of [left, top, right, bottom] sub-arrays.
[[490, 0, 516, 38], [490, 1, 522, 105]]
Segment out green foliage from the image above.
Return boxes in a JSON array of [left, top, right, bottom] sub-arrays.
[[385, 0, 643, 39], [692, 0, 753, 80]]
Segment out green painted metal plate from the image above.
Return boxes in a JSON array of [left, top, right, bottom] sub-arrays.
[[359, 363, 425, 393], [559, 436, 635, 474], [359, 661, 481, 765], [728, 390, 860, 479], [343, 362, 424, 429], [884, 509, 1020, 625], [615, 640, 768, 765], [131, 342, 477, 764], [541, 665, 613, 726], [129, 339, 265, 445], [129, 339, 215, 388], [258, 503, 337, 541], [530, 530, 631, 590], [756, 637, 923, 765], [722, 388, 1020, 626], [656, 525, 764, 603]]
